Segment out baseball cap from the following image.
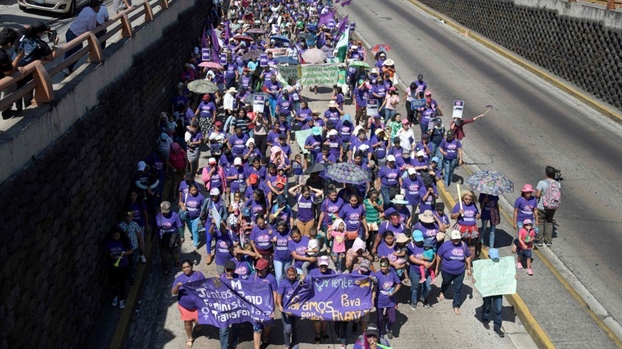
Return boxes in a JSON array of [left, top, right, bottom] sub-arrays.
[[424, 90, 432, 96], [431, 157, 440, 164], [318, 256, 330, 266], [412, 230, 424, 242], [214, 121, 222, 127], [277, 195, 287, 204], [255, 258, 269, 270], [234, 157, 243, 166], [359, 259, 371, 272], [450, 230, 461, 240], [523, 218, 533, 226], [416, 150, 425, 157], [408, 167, 417, 175], [366, 323, 380, 337], [387, 155, 396, 162], [489, 248, 500, 262], [160, 201, 171, 214], [137, 161, 146, 171], [208, 157, 217, 164], [248, 174, 259, 185], [210, 188, 220, 196], [328, 129, 338, 136], [423, 239, 434, 248], [242, 207, 251, 217], [401, 119, 409, 124]]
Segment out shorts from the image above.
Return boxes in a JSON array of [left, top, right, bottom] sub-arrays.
[[520, 249, 532, 259], [455, 223, 479, 239], [367, 222, 379, 231], [178, 304, 198, 322]]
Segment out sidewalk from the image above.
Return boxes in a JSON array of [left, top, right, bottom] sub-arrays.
[[122, 88, 536, 349]]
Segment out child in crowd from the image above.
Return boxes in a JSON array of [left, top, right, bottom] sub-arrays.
[[386, 113, 402, 145], [229, 191, 243, 219], [329, 218, 347, 272], [420, 239, 437, 283], [434, 202, 450, 232], [302, 229, 320, 276], [518, 218, 536, 275], [292, 154, 306, 183], [394, 234, 410, 283]]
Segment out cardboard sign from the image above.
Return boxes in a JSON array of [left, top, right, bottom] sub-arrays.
[[260, 53, 268, 67], [219, 54, 227, 65], [366, 98, 379, 117], [473, 256, 517, 298], [411, 99, 426, 110], [452, 100, 464, 119], [201, 48, 211, 61], [253, 95, 265, 114]]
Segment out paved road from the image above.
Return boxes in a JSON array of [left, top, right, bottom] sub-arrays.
[[337, 0, 622, 346], [121, 89, 536, 349]]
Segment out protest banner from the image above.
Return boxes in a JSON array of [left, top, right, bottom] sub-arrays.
[[275, 65, 301, 84], [410, 99, 426, 110], [452, 100, 465, 119], [473, 256, 517, 298], [284, 274, 374, 321], [300, 63, 340, 86], [366, 98, 379, 117], [183, 277, 274, 327], [267, 48, 288, 58], [295, 129, 314, 154], [253, 95, 265, 114]]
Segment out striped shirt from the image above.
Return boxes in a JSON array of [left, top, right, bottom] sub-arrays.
[[363, 198, 383, 224], [119, 221, 141, 249]]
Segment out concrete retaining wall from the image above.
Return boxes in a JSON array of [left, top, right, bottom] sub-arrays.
[[0, 2, 208, 348], [419, 0, 622, 109]]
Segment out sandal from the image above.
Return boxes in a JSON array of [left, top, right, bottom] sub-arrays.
[[186, 338, 193, 348]]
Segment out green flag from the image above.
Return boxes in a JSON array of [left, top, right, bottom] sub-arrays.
[[334, 28, 349, 63]]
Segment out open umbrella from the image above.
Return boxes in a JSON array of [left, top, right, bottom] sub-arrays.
[[198, 61, 223, 69], [348, 61, 370, 69], [271, 35, 291, 43], [243, 92, 271, 104], [297, 32, 315, 41], [371, 44, 391, 54], [301, 48, 327, 64], [305, 163, 327, 175], [325, 162, 371, 185], [187, 79, 219, 94], [233, 34, 254, 42], [465, 170, 514, 196], [246, 28, 265, 34], [242, 49, 263, 60]]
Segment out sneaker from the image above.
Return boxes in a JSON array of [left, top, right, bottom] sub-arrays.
[[481, 317, 490, 330], [495, 329, 505, 338], [527, 268, 533, 276], [419, 277, 426, 284], [386, 330, 393, 339], [516, 262, 523, 269], [111, 296, 119, 307], [140, 255, 147, 263], [410, 305, 417, 311], [535, 241, 543, 247], [423, 302, 431, 309], [119, 300, 126, 309], [545, 243, 552, 247]]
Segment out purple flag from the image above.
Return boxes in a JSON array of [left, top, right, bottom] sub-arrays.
[[318, 10, 335, 27], [336, 15, 349, 35], [210, 24, 220, 63], [182, 277, 274, 327], [284, 274, 374, 321], [224, 21, 232, 42], [202, 27, 207, 48]]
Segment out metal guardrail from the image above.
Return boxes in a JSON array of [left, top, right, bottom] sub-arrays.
[[0, 0, 172, 113], [571, 0, 622, 9]]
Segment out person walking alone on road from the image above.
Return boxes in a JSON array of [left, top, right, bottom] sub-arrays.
[[474, 248, 508, 338], [535, 166, 561, 247], [63, 0, 101, 76]]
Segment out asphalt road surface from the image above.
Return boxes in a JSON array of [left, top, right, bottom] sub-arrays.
[[338, 0, 622, 345]]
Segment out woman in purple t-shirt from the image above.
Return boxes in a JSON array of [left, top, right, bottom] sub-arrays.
[[288, 228, 313, 275], [338, 194, 369, 251], [288, 183, 324, 237], [104, 227, 134, 310], [250, 216, 275, 270], [375, 258, 401, 339], [435, 231, 472, 315], [450, 191, 481, 256], [273, 221, 293, 286], [171, 260, 206, 348]]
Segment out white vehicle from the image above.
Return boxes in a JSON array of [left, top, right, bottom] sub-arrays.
[[18, 0, 89, 16]]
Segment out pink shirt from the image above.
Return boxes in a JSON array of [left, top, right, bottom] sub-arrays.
[[330, 230, 347, 253]]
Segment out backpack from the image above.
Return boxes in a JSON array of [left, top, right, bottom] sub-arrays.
[[542, 180, 561, 210]]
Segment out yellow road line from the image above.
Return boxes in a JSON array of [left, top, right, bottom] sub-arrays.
[[404, 0, 622, 123]]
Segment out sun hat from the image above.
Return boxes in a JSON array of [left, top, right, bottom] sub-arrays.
[[412, 230, 424, 242], [521, 184, 535, 193], [450, 230, 461, 240], [312, 126, 322, 136], [374, 128, 386, 136], [419, 210, 435, 223], [160, 201, 171, 214], [383, 59, 394, 66], [396, 234, 410, 244], [327, 100, 339, 108], [227, 87, 238, 93]]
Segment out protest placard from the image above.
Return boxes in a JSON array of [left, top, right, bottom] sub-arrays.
[[201, 48, 211, 61], [473, 256, 517, 298], [183, 277, 274, 327], [266, 48, 288, 57], [284, 274, 373, 321], [294, 129, 314, 154], [366, 98, 379, 117], [452, 100, 465, 119], [300, 63, 340, 86], [410, 99, 426, 110], [253, 95, 265, 114]]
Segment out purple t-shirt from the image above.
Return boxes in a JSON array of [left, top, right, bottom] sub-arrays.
[[308, 267, 337, 277], [254, 272, 278, 294], [377, 241, 397, 260], [375, 269, 400, 309], [227, 166, 246, 193], [296, 193, 316, 222], [439, 139, 462, 160], [402, 176, 423, 205], [326, 136, 343, 159], [289, 236, 310, 269], [379, 165, 401, 186], [214, 229, 239, 266], [232, 257, 253, 280], [384, 206, 410, 225], [198, 101, 216, 119], [437, 240, 471, 274], [514, 196, 537, 223], [452, 202, 479, 226], [407, 242, 426, 275], [321, 197, 344, 226], [274, 231, 293, 262], [339, 204, 365, 232], [175, 271, 206, 310], [418, 185, 438, 212], [245, 165, 267, 180], [378, 221, 406, 239], [128, 201, 147, 227], [324, 109, 340, 124], [105, 239, 129, 268], [250, 225, 274, 251], [337, 121, 354, 143], [229, 133, 249, 156], [156, 212, 183, 235], [184, 193, 205, 219], [413, 221, 439, 243], [277, 278, 298, 305], [305, 135, 323, 155]]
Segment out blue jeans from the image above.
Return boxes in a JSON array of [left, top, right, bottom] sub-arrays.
[[268, 97, 276, 118], [186, 216, 202, 248], [482, 295, 503, 331], [380, 185, 391, 210], [409, 271, 431, 307], [419, 122, 429, 138], [64, 29, 81, 72], [273, 259, 292, 286], [443, 158, 458, 187], [219, 325, 240, 349], [481, 220, 497, 248], [282, 313, 299, 347], [433, 145, 443, 171], [441, 270, 465, 309], [205, 222, 214, 254], [384, 108, 396, 124]]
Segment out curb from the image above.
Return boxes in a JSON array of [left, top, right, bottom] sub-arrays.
[[109, 236, 156, 349], [403, 0, 622, 123]]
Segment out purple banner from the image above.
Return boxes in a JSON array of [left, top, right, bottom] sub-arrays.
[[318, 10, 335, 27], [182, 277, 274, 327], [284, 274, 373, 321]]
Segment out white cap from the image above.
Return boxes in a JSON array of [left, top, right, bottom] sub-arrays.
[[359, 144, 369, 152], [387, 155, 396, 162], [370, 68, 379, 74], [416, 150, 426, 157], [210, 188, 220, 196], [318, 255, 330, 266], [137, 161, 146, 171], [208, 157, 217, 164], [408, 167, 417, 175], [328, 129, 338, 136], [450, 230, 461, 240], [234, 157, 243, 166], [246, 138, 255, 146]]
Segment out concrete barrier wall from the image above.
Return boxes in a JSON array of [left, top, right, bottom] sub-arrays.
[[0, 2, 208, 348], [419, 0, 622, 110]]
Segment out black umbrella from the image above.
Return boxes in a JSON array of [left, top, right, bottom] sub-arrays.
[[305, 163, 327, 175]]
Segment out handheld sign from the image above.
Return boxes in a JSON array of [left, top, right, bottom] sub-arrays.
[[253, 95, 265, 114], [220, 53, 227, 65], [452, 100, 464, 119], [202, 48, 211, 61], [411, 99, 426, 110], [473, 256, 517, 297], [366, 99, 378, 118]]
